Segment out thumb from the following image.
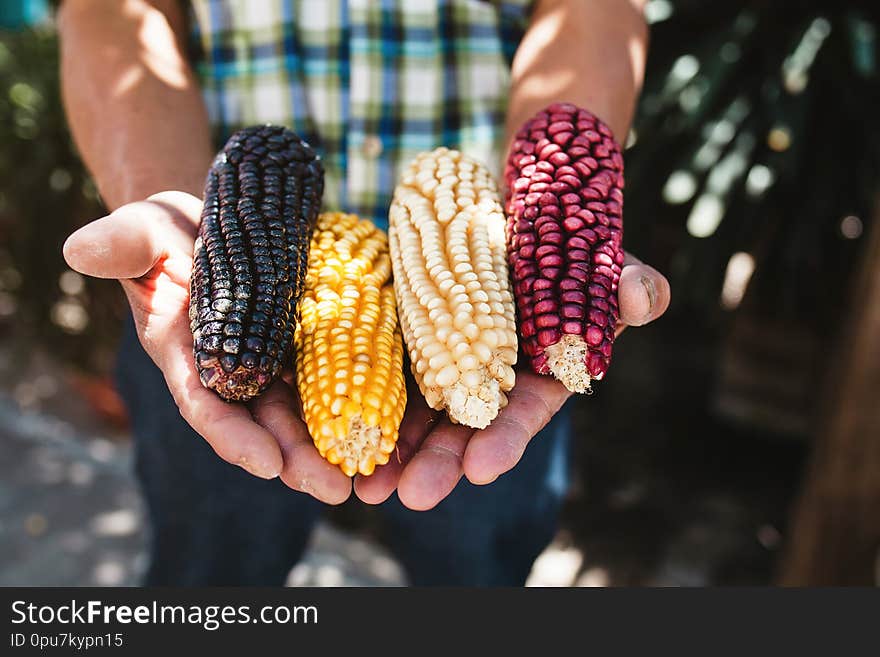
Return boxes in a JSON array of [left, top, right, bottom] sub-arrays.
[[618, 254, 671, 327], [63, 201, 168, 280]]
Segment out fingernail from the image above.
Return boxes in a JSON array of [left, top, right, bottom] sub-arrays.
[[640, 275, 657, 320], [238, 457, 280, 480]]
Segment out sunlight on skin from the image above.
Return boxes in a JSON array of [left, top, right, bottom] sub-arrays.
[[58, 2, 214, 209], [74, 2, 189, 99], [137, 7, 190, 90], [505, 0, 648, 142], [111, 65, 145, 98]]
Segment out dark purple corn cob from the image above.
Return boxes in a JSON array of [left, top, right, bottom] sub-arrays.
[[189, 125, 324, 401], [504, 103, 624, 393]]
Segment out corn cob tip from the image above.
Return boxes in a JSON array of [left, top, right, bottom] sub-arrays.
[[437, 375, 505, 430], [543, 334, 596, 394], [316, 414, 396, 477], [196, 359, 272, 402]]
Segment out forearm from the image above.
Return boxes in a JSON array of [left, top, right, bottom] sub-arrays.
[[58, 0, 214, 210], [506, 0, 649, 148]]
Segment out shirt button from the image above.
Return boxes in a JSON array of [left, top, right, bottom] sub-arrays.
[[362, 135, 383, 159]]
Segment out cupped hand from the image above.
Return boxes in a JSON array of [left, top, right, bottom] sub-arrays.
[[354, 252, 670, 510], [63, 191, 352, 504]]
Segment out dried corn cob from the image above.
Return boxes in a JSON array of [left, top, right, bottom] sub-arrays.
[[505, 103, 624, 393], [295, 212, 406, 477], [389, 148, 517, 429], [190, 125, 324, 401]]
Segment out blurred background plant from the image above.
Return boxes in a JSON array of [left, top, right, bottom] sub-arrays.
[[0, 0, 877, 586], [0, 10, 126, 378], [626, 0, 880, 438]]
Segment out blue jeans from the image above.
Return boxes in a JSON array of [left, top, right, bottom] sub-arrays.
[[116, 318, 570, 586]]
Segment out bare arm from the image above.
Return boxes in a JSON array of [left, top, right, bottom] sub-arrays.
[[58, 0, 214, 209], [59, 1, 353, 500], [506, 0, 649, 147]]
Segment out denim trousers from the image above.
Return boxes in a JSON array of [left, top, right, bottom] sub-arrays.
[[116, 318, 571, 586]]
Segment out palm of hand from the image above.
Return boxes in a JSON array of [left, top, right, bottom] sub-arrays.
[[65, 192, 353, 503]]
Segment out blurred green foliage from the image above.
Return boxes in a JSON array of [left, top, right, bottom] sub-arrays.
[[0, 27, 124, 373]]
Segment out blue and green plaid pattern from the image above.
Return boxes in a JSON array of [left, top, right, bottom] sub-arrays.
[[188, 0, 533, 228]]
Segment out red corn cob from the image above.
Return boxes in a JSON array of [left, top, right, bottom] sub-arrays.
[[504, 103, 624, 393]]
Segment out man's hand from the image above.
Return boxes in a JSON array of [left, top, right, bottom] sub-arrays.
[[63, 192, 353, 504], [354, 254, 670, 510]]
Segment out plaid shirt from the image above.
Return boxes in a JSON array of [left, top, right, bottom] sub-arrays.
[[188, 0, 533, 228]]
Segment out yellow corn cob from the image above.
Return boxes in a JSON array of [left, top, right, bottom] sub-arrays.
[[295, 212, 406, 477], [389, 147, 517, 429]]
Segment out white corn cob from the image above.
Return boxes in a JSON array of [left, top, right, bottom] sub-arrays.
[[389, 147, 518, 429]]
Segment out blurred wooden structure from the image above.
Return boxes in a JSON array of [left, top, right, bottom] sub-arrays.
[[779, 199, 880, 585], [714, 319, 819, 438]]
